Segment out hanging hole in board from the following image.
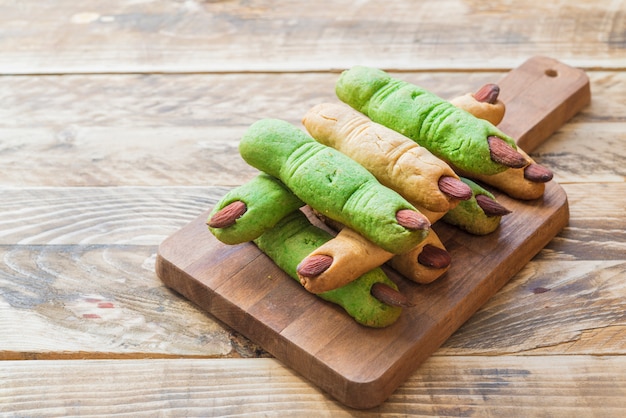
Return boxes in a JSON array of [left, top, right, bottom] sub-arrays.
[[545, 69, 558, 77]]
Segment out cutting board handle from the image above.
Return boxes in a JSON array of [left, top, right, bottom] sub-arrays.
[[497, 55, 591, 152]]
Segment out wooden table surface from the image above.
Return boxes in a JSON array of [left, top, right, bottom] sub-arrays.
[[1, 1, 625, 416]]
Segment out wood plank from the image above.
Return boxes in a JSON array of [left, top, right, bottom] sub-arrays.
[[0, 72, 499, 188], [442, 258, 626, 354], [534, 122, 626, 184], [1, 70, 624, 188], [0, 187, 223, 245], [1, 356, 625, 416], [0, 187, 235, 359], [0, 243, 235, 359], [0, 1, 625, 74], [0, 184, 624, 360], [547, 183, 626, 260]]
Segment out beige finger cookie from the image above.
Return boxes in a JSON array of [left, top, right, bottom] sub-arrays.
[[387, 230, 451, 284], [451, 84, 553, 200], [454, 148, 551, 200], [313, 211, 451, 285], [297, 226, 394, 294], [303, 102, 471, 222], [449, 92, 505, 126]]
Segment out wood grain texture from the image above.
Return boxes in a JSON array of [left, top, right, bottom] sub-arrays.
[[1, 70, 624, 188], [0, 72, 493, 188], [2, 356, 625, 416], [0, 187, 233, 359], [0, 183, 626, 358], [0, 183, 623, 360], [442, 259, 626, 354], [0, 0, 625, 74], [497, 56, 591, 152], [1, 0, 625, 413]]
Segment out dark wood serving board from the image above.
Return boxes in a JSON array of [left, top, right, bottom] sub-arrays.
[[156, 56, 590, 409]]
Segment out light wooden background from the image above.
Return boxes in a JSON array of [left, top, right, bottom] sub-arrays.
[[1, 0, 625, 416]]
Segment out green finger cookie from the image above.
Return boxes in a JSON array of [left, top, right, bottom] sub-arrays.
[[239, 118, 429, 254], [442, 178, 503, 235], [335, 66, 518, 176], [254, 210, 402, 328], [208, 173, 304, 245]]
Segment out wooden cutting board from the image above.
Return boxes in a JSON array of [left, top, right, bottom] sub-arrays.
[[156, 56, 590, 409]]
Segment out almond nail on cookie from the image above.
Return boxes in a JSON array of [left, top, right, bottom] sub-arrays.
[[207, 173, 304, 245]]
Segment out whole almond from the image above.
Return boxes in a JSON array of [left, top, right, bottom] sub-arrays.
[[370, 283, 413, 308], [396, 209, 430, 231], [473, 83, 500, 104], [207, 201, 247, 228], [475, 194, 512, 217], [438, 176, 472, 200], [524, 163, 554, 183], [297, 254, 333, 278], [417, 244, 452, 269], [488, 136, 528, 168]]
